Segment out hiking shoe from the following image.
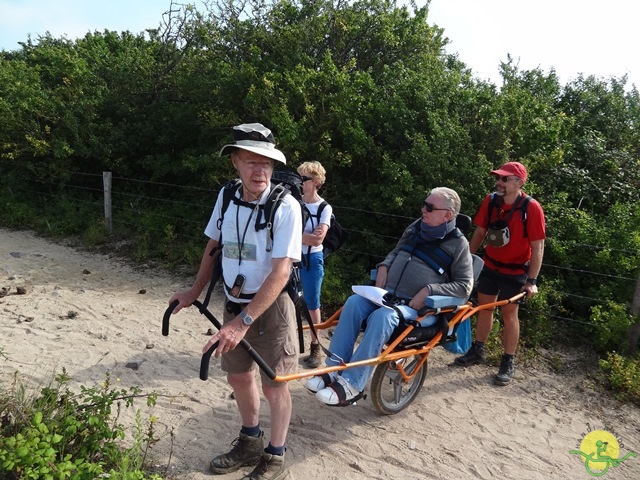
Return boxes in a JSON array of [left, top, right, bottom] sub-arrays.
[[315, 375, 360, 406], [454, 341, 487, 366], [495, 356, 515, 386], [303, 343, 323, 368], [241, 451, 287, 480], [209, 432, 264, 474], [304, 371, 337, 393]]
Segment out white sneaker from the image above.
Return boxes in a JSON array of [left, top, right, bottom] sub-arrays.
[[315, 375, 360, 405], [304, 372, 338, 393]]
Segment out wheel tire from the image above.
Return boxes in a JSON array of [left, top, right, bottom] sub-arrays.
[[370, 354, 428, 415]]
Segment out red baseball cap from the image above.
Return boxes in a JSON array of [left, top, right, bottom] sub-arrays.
[[490, 161, 528, 182]]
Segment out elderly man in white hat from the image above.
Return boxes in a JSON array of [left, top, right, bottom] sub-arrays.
[[170, 123, 302, 480]]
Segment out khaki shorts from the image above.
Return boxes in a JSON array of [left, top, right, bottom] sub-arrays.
[[221, 292, 298, 388]]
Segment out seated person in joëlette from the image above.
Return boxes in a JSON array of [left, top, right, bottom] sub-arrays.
[[305, 187, 474, 405]]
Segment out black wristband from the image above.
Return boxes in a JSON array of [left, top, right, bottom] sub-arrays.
[[526, 277, 537, 285]]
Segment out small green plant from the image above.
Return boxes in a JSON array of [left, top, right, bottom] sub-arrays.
[[82, 219, 110, 247], [599, 352, 640, 405], [0, 369, 163, 479]]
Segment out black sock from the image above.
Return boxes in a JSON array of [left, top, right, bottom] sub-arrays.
[[265, 443, 285, 456], [503, 353, 514, 361], [475, 341, 485, 348], [240, 425, 261, 437]]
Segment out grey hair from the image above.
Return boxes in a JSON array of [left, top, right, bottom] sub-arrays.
[[429, 187, 461, 215]]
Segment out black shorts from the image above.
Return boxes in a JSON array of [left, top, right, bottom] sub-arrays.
[[476, 267, 527, 300]]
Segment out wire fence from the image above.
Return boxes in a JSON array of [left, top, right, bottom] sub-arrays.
[[5, 169, 640, 330]]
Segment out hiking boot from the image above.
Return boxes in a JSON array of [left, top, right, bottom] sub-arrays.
[[209, 432, 264, 474], [303, 343, 323, 368], [495, 356, 515, 386], [454, 341, 486, 366], [241, 451, 287, 480]]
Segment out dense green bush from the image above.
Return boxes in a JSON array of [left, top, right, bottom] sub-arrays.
[[0, 370, 162, 479], [589, 302, 637, 354]]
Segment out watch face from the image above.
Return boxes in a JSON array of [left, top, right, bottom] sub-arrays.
[[241, 312, 253, 325]]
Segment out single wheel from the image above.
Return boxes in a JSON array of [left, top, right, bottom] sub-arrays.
[[370, 354, 428, 415]]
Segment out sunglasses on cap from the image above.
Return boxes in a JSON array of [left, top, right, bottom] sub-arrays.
[[423, 201, 449, 213]]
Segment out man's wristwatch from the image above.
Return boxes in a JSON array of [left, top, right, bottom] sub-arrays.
[[526, 277, 538, 285], [239, 310, 254, 326]]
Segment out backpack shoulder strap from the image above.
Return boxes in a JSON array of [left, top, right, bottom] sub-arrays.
[[503, 194, 524, 223], [520, 195, 532, 237], [490, 193, 524, 225], [259, 182, 289, 252], [316, 201, 328, 218], [304, 200, 329, 268], [487, 193, 499, 224], [402, 228, 462, 275], [309, 200, 328, 229], [216, 179, 243, 242]]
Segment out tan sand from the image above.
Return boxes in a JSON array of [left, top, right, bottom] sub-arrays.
[[1, 227, 639, 479]]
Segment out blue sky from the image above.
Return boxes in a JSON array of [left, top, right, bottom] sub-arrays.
[[1, 0, 637, 89]]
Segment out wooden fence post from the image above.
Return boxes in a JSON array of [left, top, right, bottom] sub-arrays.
[[103, 172, 113, 234], [632, 271, 640, 316]]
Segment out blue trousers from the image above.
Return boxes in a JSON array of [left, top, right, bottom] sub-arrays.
[[300, 251, 324, 310], [326, 293, 435, 391]]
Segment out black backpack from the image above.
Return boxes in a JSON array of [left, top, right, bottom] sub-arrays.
[[305, 201, 348, 261], [217, 169, 308, 250]]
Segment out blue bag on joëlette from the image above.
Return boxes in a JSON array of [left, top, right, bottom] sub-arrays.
[[443, 318, 472, 354]]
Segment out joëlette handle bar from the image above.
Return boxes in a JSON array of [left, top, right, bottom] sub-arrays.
[[162, 299, 276, 381]]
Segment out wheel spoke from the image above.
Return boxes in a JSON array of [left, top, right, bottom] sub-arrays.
[[371, 355, 428, 415]]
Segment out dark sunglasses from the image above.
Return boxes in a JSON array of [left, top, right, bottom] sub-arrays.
[[301, 175, 313, 182], [423, 201, 449, 212], [495, 175, 517, 183]]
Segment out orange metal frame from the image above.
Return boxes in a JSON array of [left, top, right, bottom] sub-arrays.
[[271, 292, 526, 383]]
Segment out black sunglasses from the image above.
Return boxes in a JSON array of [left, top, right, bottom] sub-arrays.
[[495, 175, 517, 183], [423, 201, 449, 213]]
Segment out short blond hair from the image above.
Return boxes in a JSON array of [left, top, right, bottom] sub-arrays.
[[297, 161, 326, 186]]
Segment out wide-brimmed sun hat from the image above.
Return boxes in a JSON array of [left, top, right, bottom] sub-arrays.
[[219, 123, 286, 164]]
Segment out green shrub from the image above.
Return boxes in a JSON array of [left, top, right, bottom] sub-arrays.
[[0, 370, 162, 479], [519, 284, 556, 349], [82, 219, 110, 246], [599, 352, 640, 405], [589, 301, 635, 353]]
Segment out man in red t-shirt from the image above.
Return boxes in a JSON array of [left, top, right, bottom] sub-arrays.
[[454, 161, 546, 385]]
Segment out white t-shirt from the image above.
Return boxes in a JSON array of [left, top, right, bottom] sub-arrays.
[[303, 199, 333, 254], [204, 183, 302, 300]]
